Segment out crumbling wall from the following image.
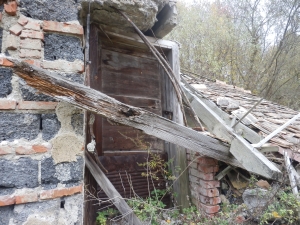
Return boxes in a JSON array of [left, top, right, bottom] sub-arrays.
[[0, 1, 84, 224], [187, 150, 221, 216]]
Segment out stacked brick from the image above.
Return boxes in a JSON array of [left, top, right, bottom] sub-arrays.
[[187, 150, 221, 216], [0, 1, 85, 224]]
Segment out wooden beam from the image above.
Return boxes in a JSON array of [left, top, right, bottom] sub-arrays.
[[284, 152, 299, 195], [6, 57, 242, 168], [85, 153, 142, 224], [181, 78, 261, 144], [181, 81, 282, 179]]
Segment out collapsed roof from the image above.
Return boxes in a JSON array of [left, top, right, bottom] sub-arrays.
[[183, 74, 300, 164]]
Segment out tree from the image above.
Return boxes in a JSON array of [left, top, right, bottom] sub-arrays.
[[167, 0, 300, 110]]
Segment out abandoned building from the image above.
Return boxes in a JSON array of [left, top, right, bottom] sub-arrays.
[[0, 0, 299, 225]]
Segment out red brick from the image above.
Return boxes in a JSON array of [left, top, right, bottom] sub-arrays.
[[32, 145, 50, 153], [4, 1, 17, 16], [199, 179, 220, 189], [190, 168, 214, 180], [0, 195, 15, 206], [189, 161, 198, 169], [15, 192, 38, 204], [16, 144, 49, 155], [189, 175, 199, 183], [24, 21, 41, 31], [40, 185, 82, 200], [18, 15, 28, 26], [198, 165, 219, 174], [0, 145, 14, 155], [43, 21, 83, 36], [0, 99, 17, 109], [9, 24, 23, 36], [199, 195, 221, 205], [197, 157, 218, 166], [20, 38, 42, 50], [199, 203, 220, 214], [19, 49, 41, 59], [20, 30, 44, 40], [23, 59, 41, 67], [198, 186, 219, 197], [17, 101, 57, 110], [15, 146, 34, 155], [0, 57, 14, 67]]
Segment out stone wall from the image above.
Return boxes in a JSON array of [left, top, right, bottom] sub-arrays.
[[187, 150, 221, 216], [0, 1, 84, 224]]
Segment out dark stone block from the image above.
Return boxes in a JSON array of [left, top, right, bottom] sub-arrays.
[[41, 114, 61, 141], [19, 78, 56, 101], [0, 28, 3, 53], [69, 156, 84, 183], [10, 199, 59, 225], [19, 0, 79, 22], [0, 206, 14, 225], [0, 113, 40, 141], [44, 33, 83, 62], [41, 156, 83, 186], [41, 157, 59, 187], [71, 113, 84, 135], [0, 187, 15, 195], [0, 158, 39, 188], [0, 68, 12, 98]]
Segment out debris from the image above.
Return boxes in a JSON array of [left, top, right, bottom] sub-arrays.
[[256, 180, 270, 190], [242, 188, 269, 210], [227, 170, 249, 190]]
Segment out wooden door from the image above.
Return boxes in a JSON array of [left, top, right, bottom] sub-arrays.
[[87, 25, 167, 210]]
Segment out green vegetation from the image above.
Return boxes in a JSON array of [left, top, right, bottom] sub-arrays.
[[167, 0, 300, 110]]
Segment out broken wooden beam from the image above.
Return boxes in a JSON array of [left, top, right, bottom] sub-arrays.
[[181, 77, 262, 144], [284, 152, 299, 195], [85, 152, 142, 224], [181, 80, 282, 179], [5, 56, 242, 168]]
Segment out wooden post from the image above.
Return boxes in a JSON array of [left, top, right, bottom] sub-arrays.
[[163, 44, 190, 209]]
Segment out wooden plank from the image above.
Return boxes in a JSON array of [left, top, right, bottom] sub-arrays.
[[97, 24, 174, 50], [85, 152, 142, 224], [101, 40, 156, 60], [9, 57, 242, 167], [284, 152, 299, 195], [181, 82, 282, 179], [181, 78, 262, 144]]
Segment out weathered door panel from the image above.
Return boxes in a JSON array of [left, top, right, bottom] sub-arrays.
[[88, 26, 167, 211]]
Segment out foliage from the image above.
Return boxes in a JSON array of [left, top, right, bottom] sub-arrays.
[[138, 153, 177, 181], [96, 208, 118, 225], [259, 189, 300, 224], [167, 0, 300, 110]]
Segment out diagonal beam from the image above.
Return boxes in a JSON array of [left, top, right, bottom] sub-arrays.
[[3, 56, 241, 168], [85, 152, 142, 224], [181, 81, 281, 179]]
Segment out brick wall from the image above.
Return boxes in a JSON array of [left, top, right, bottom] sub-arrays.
[[187, 150, 221, 216], [0, 1, 85, 224]]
